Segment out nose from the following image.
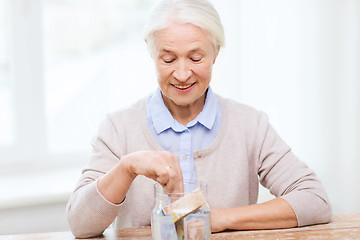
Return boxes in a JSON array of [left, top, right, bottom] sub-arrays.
[[173, 60, 192, 82]]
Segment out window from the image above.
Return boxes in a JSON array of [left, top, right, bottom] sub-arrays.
[[43, 0, 156, 155], [0, 0, 13, 148], [1, 0, 157, 169]]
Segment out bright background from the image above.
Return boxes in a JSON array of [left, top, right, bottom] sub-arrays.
[[0, 0, 359, 235]]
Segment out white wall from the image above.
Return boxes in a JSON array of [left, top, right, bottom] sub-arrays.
[[212, 0, 360, 214]]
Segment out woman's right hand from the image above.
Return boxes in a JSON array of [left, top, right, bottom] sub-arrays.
[[98, 150, 183, 204], [123, 150, 184, 193]]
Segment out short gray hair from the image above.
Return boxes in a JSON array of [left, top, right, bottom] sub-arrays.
[[143, 0, 225, 56]]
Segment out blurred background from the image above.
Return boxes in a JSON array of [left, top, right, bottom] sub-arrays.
[[0, 0, 359, 235]]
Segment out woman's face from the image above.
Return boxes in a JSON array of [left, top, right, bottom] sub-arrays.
[[153, 23, 217, 112]]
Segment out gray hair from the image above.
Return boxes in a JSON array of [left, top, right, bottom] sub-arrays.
[[143, 0, 225, 57]]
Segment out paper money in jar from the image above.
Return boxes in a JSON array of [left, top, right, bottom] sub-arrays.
[[162, 188, 206, 222], [151, 182, 211, 240]]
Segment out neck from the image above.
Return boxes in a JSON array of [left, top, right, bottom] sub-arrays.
[[163, 92, 207, 126]]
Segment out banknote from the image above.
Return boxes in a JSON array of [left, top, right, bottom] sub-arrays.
[[151, 214, 178, 240], [184, 212, 210, 240], [162, 188, 206, 222]]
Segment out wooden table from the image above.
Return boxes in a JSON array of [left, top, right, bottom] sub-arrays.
[[1, 214, 359, 240]]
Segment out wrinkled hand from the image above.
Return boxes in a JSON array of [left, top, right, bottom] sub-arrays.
[[210, 207, 228, 233], [123, 150, 184, 193]]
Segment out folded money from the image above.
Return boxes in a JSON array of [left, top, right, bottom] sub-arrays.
[[151, 214, 177, 240], [162, 188, 206, 222]]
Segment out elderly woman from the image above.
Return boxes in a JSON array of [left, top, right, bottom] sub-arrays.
[[66, 0, 331, 238]]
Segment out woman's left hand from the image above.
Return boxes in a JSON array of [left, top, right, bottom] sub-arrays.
[[210, 207, 228, 233]]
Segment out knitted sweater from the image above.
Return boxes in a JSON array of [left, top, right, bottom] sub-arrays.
[[66, 96, 332, 238]]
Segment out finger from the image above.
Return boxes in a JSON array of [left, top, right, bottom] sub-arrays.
[[140, 151, 182, 192], [162, 167, 178, 193], [170, 154, 184, 193], [155, 167, 169, 187], [164, 152, 182, 176], [155, 159, 175, 188], [163, 156, 184, 193], [137, 151, 170, 184], [170, 154, 183, 184]]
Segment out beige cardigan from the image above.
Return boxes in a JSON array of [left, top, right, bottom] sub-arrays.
[[66, 96, 332, 238]]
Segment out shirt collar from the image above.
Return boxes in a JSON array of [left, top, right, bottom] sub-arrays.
[[187, 87, 218, 130], [149, 86, 219, 134]]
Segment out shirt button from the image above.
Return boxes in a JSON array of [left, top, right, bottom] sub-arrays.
[[182, 155, 188, 160], [184, 129, 189, 133]]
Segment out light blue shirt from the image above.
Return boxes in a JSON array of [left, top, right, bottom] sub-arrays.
[[146, 87, 222, 186]]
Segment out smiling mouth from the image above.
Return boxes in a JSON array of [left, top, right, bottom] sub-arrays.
[[174, 83, 195, 90]]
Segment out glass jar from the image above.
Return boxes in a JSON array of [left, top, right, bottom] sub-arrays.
[[151, 182, 211, 240]]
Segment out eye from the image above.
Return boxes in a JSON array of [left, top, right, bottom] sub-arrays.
[[190, 54, 203, 62], [191, 58, 202, 62], [163, 58, 175, 63], [162, 54, 176, 64]]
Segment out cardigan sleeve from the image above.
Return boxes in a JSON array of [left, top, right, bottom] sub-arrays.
[[256, 112, 332, 226], [66, 116, 124, 238]]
